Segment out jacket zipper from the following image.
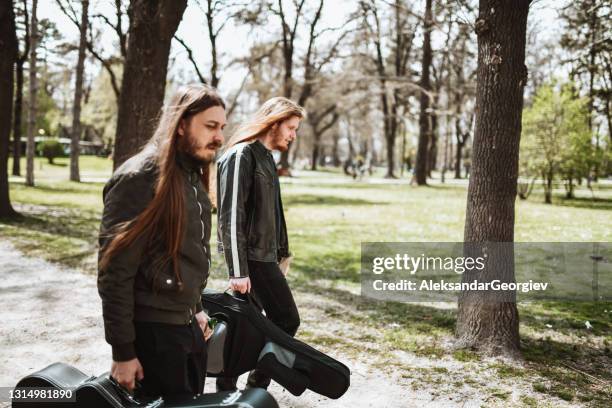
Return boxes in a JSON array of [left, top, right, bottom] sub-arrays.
[[192, 184, 205, 243], [191, 173, 210, 268]]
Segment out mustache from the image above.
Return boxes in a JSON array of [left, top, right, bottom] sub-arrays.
[[205, 140, 223, 150]]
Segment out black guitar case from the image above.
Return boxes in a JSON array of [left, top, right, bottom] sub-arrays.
[[202, 290, 350, 399], [12, 362, 279, 408]]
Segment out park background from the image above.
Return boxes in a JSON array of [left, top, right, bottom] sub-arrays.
[[0, 0, 610, 407]]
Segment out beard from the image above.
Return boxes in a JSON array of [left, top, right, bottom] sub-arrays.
[[271, 128, 290, 151], [179, 134, 222, 164]]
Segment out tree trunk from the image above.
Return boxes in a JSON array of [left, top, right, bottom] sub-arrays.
[[604, 92, 611, 146], [311, 138, 320, 171], [278, 42, 294, 174], [455, 0, 530, 357], [12, 58, 24, 176], [400, 121, 406, 177], [112, 0, 187, 170], [415, 0, 432, 185], [566, 176, 574, 199], [70, 0, 89, 182], [0, 0, 18, 217], [205, 0, 219, 88], [385, 130, 395, 178], [318, 146, 326, 167], [454, 140, 464, 179], [441, 120, 450, 183], [332, 130, 340, 167], [544, 169, 553, 204], [427, 112, 438, 177], [25, 0, 37, 187]]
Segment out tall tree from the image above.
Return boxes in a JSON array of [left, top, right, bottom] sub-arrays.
[[428, 4, 455, 178], [561, 0, 611, 144], [560, 0, 611, 182], [521, 82, 592, 203], [69, 0, 89, 182], [295, 0, 353, 169], [273, 0, 306, 173], [0, 0, 18, 217], [174, 0, 238, 87], [11, 0, 28, 177], [309, 104, 339, 170], [414, 0, 433, 185], [112, 0, 188, 169], [25, 0, 38, 187], [447, 20, 476, 180], [58, 0, 127, 105], [455, 0, 531, 356], [360, 0, 416, 178]]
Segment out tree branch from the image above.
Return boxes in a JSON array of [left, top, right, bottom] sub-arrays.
[[174, 35, 207, 84]]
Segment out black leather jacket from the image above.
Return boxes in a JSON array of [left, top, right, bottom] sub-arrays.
[[97, 146, 211, 361], [216, 140, 290, 278]]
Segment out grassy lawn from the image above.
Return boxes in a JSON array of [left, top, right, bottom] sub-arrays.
[[2, 156, 611, 405]]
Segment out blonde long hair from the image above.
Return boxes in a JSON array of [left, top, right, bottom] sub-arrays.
[[226, 97, 306, 149], [100, 84, 225, 288]]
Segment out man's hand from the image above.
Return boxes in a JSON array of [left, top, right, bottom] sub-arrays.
[[229, 276, 251, 294], [195, 311, 213, 341], [279, 256, 293, 276], [111, 358, 144, 392]]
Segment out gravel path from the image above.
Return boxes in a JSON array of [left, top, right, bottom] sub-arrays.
[[0, 241, 431, 407], [1, 241, 573, 407]]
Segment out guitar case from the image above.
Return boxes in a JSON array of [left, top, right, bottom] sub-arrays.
[[202, 290, 350, 399], [12, 362, 279, 408]]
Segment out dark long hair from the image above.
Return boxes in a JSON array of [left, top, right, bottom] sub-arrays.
[[99, 84, 225, 288]]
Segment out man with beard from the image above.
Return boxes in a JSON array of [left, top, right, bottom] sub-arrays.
[[97, 84, 226, 400], [215, 97, 305, 391]]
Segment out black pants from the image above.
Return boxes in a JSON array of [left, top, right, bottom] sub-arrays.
[[217, 260, 300, 391], [134, 319, 208, 402]]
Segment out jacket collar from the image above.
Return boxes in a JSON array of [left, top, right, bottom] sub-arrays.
[[176, 151, 203, 174], [253, 139, 272, 155]]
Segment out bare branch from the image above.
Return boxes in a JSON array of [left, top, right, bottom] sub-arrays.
[[55, 0, 79, 27], [174, 36, 207, 84]]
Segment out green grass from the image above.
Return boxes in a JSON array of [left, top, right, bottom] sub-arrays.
[[2, 160, 611, 405]]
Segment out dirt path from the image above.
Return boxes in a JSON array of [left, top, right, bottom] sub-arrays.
[[0, 241, 423, 407], [0, 242, 579, 407]]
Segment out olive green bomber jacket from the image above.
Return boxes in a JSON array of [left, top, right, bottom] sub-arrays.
[[97, 147, 212, 361]]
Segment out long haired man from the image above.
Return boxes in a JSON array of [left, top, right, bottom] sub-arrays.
[[216, 97, 305, 391], [98, 84, 226, 399]]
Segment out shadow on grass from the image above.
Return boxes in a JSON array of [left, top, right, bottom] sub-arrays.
[[292, 273, 611, 403], [294, 280, 457, 337], [286, 182, 391, 191], [284, 194, 387, 206], [520, 301, 611, 336], [0, 205, 101, 268], [4, 209, 99, 241], [292, 251, 360, 282], [553, 196, 612, 211], [11, 182, 105, 195], [521, 336, 611, 404]]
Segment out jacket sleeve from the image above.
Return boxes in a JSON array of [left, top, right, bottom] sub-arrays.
[[217, 145, 253, 278], [97, 170, 155, 361]]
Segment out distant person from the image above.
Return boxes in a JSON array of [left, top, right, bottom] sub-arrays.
[[354, 155, 367, 180], [464, 158, 471, 178], [216, 97, 305, 391], [97, 85, 226, 400], [410, 167, 417, 186], [405, 156, 412, 174]]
